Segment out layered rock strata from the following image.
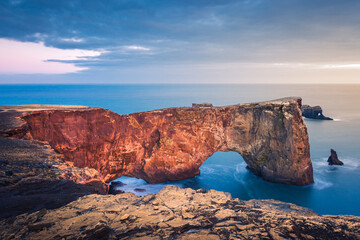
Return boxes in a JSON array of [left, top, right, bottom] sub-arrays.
[[0, 105, 108, 219], [3, 97, 313, 186], [1, 185, 359, 240]]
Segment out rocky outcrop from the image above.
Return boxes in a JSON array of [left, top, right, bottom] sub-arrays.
[[328, 149, 344, 165], [192, 102, 213, 108], [1, 185, 359, 240], [3, 97, 313, 186], [301, 105, 333, 120], [0, 105, 108, 219]]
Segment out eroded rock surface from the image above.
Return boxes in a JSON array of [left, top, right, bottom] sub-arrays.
[[301, 105, 333, 120], [2, 97, 313, 185], [1, 185, 359, 240], [0, 105, 108, 219]]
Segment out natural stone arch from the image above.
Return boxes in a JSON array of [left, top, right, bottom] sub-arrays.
[[17, 97, 313, 186]]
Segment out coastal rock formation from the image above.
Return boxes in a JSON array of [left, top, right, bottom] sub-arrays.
[[0, 103, 358, 240], [328, 149, 344, 165], [1, 185, 359, 240], [301, 105, 333, 120], [192, 102, 213, 108], [0, 105, 109, 219], [3, 97, 313, 186]]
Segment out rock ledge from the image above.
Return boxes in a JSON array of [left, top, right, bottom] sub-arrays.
[[1, 185, 359, 240]]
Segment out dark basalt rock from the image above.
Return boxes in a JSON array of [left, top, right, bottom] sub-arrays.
[[108, 184, 125, 195], [108, 187, 125, 195], [301, 105, 333, 120], [134, 188, 146, 192], [328, 149, 344, 165], [110, 181, 126, 187], [108, 181, 127, 194]]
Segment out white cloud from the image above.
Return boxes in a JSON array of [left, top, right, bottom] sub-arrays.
[[320, 64, 360, 69], [32, 32, 48, 41], [0, 38, 104, 74], [271, 63, 314, 69], [123, 45, 150, 51], [270, 62, 360, 70], [179, 62, 360, 71], [61, 38, 84, 43]]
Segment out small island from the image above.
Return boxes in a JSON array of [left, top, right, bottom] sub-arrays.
[[301, 105, 333, 120]]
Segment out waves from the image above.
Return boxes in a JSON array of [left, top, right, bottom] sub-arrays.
[[111, 176, 183, 196], [312, 177, 333, 190], [313, 157, 360, 171], [311, 156, 360, 191]]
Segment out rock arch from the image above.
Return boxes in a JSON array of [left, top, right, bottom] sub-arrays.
[[16, 97, 313, 186]]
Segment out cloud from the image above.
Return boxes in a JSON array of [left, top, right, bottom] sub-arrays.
[[320, 64, 360, 70], [123, 45, 150, 51], [0, 38, 103, 74], [60, 38, 84, 43], [272, 63, 360, 70], [1, 0, 360, 83]]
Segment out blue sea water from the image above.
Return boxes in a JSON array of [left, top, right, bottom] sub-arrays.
[[1, 84, 360, 216]]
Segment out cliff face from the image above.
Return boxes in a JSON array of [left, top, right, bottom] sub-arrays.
[[11, 97, 313, 185], [0, 105, 109, 220]]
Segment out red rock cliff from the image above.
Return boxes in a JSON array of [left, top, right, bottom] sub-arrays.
[[14, 97, 313, 185]]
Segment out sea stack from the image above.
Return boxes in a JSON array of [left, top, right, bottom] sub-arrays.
[[301, 105, 332, 120], [327, 149, 344, 165]]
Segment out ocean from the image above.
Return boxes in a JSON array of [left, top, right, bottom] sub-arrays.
[[1, 84, 359, 216]]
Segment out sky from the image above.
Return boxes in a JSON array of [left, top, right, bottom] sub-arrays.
[[0, 0, 360, 84]]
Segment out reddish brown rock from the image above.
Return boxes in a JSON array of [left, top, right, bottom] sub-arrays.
[[0, 105, 109, 219], [4, 97, 313, 185]]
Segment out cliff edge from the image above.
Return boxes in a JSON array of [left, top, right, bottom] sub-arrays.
[[3, 97, 313, 186]]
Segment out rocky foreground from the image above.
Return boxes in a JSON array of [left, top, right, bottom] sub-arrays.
[[1, 185, 359, 240]]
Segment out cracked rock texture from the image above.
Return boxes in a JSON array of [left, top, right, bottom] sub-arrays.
[[1, 185, 359, 240], [4, 97, 313, 185]]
